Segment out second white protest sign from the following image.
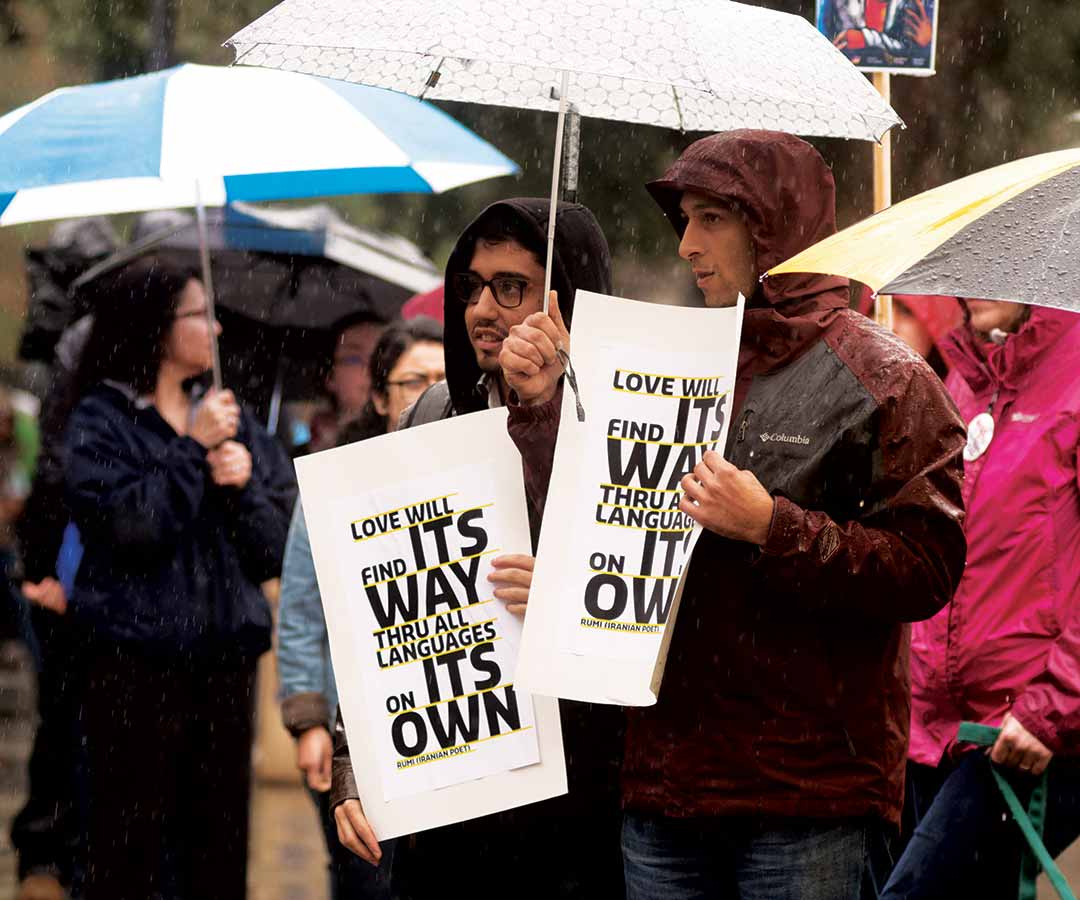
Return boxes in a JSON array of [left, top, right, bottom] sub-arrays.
[[516, 290, 744, 706]]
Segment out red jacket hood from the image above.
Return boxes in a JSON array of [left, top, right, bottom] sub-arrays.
[[648, 130, 849, 377], [856, 287, 964, 350], [942, 305, 1079, 396]]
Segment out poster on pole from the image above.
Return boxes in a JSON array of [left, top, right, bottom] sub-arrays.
[[816, 0, 939, 75], [295, 408, 566, 839], [515, 291, 743, 707]]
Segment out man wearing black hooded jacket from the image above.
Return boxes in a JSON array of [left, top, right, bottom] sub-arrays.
[[329, 198, 625, 899]]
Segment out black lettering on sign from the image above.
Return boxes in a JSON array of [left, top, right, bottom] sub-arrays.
[[584, 572, 626, 620]]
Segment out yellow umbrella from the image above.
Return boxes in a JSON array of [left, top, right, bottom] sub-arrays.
[[768, 147, 1080, 310]]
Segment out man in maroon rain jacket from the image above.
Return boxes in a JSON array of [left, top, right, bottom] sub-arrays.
[[499, 130, 967, 898]]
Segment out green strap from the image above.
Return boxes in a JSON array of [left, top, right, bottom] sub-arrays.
[[956, 722, 1076, 900]]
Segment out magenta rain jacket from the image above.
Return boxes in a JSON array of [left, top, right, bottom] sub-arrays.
[[910, 307, 1080, 764]]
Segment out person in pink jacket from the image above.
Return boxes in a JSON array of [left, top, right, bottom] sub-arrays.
[[882, 299, 1080, 898]]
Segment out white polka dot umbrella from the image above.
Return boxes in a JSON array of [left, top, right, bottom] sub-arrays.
[[228, 0, 902, 306]]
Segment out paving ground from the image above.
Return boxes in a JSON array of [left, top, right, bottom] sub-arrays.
[[0, 638, 1074, 899], [248, 782, 329, 900]]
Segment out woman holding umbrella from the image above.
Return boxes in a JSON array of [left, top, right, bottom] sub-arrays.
[[63, 254, 296, 899], [882, 299, 1080, 897]]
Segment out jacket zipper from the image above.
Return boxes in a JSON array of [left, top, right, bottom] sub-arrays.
[[736, 411, 752, 443]]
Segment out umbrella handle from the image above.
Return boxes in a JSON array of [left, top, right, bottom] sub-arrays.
[[543, 69, 570, 315], [194, 181, 224, 391]]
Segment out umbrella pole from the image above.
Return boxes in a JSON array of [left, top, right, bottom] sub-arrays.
[[872, 72, 894, 331], [267, 352, 286, 435], [543, 69, 570, 315], [194, 181, 224, 391]]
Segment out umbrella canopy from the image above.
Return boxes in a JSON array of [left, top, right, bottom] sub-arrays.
[[74, 203, 442, 328], [133, 203, 441, 294], [229, 0, 901, 313], [0, 62, 519, 226], [768, 147, 1080, 312], [227, 0, 901, 142]]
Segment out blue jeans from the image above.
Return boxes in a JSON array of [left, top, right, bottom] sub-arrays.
[[881, 754, 1080, 900], [622, 812, 871, 900]]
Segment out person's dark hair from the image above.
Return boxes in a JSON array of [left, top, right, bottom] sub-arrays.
[[471, 206, 545, 267], [76, 254, 200, 396], [337, 316, 443, 446], [321, 308, 390, 409], [329, 309, 387, 348]]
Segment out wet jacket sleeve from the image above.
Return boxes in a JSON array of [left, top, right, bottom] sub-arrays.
[[506, 385, 562, 547], [16, 360, 77, 581], [330, 707, 361, 809], [1009, 457, 1080, 754], [756, 367, 967, 623], [217, 416, 297, 584], [278, 499, 332, 737], [65, 402, 209, 555], [1011, 605, 1080, 755]]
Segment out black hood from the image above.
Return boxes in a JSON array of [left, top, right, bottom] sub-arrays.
[[443, 198, 612, 415]]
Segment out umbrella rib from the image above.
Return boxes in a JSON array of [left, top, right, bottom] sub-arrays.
[[671, 86, 686, 133], [230, 43, 258, 66], [418, 56, 446, 100]]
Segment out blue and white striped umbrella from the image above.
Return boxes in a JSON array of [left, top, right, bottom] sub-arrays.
[[0, 63, 519, 226]]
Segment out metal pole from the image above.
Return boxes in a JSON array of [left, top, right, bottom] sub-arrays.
[[194, 180, 224, 391], [543, 69, 570, 315], [872, 71, 893, 331], [267, 356, 285, 434], [562, 101, 581, 204]]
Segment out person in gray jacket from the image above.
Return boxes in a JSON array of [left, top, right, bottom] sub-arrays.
[[278, 317, 444, 900]]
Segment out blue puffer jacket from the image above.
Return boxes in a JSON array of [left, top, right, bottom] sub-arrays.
[[64, 383, 296, 661]]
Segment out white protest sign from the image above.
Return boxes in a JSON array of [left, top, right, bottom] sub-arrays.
[[296, 408, 566, 838], [516, 291, 743, 706]]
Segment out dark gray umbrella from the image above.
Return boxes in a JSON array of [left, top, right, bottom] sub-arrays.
[[76, 202, 441, 328], [67, 204, 443, 433]]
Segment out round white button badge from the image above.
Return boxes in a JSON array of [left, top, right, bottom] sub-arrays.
[[964, 412, 995, 462]]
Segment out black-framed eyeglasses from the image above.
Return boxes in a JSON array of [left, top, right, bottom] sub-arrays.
[[451, 272, 530, 309]]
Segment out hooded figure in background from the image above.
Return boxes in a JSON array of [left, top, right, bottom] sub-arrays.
[[856, 287, 963, 378], [330, 198, 626, 899], [502, 131, 968, 899]]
